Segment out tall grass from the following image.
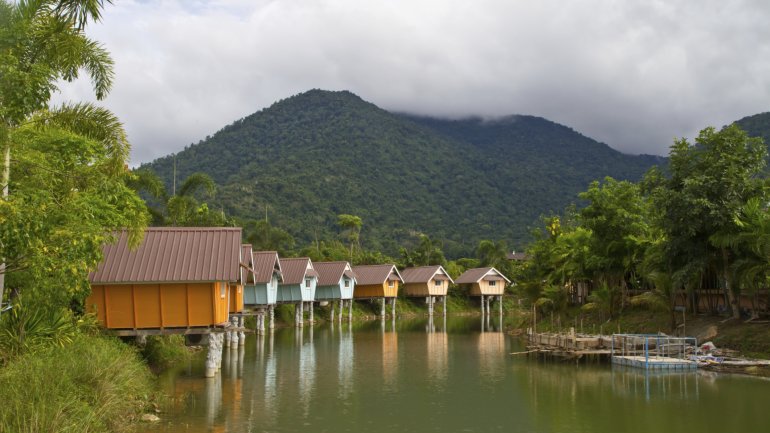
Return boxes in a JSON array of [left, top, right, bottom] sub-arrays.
[[0, 333, 155, 433], [141, 335, 191, 370]]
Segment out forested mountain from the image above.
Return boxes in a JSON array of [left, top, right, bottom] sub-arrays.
[[141, 89, 664, 257], [736, 111, 770, 145]]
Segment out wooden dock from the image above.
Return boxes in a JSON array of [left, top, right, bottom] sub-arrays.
[[612, 355, 697, 371], [521, 328, 613, 361]]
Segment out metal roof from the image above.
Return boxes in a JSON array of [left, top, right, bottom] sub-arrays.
[[252, 251, 282, 284], [90, 227, 242, 284], [455, 267, 511, 284], [506, 251, 528, 261], [314, 261, 354, 286], [278, 258, 316, 285], [352, 264, 403, 285], [401, 265, 454, 284]]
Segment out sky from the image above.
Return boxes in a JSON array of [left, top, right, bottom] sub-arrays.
[[55, 0, 770, 165]]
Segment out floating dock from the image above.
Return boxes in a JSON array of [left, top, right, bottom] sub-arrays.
[[611, 334, 698, 371]]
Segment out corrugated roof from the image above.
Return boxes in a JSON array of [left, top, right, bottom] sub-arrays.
[[455, 267, 511, 284], [278, 258, 315, 285], [314, 261, 353, 286], [90, 227, 242, 284], [506, 252, 528, 261], [252, 251, 281, 284], [352, 264, 402, 285], [401, 265, 454, 284]]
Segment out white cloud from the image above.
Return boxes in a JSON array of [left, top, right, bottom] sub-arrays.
[[54, 0, 770, 164]]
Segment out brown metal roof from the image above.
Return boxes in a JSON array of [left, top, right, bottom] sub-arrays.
[[252, 251, 282, 284], [401, 265, 454, 284], [455, 267, 511, 284], [314, 261, 354, 286], [90, 227, 242, 284], [352, 264, 402, 285], [278, 258, 316, 285]]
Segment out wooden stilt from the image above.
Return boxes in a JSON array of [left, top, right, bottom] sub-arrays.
[[381, 297, 386, 318], [347, 299, 352, 322], [391, 297, 396, 318], [443, 295, 447, 316], [330, 300, 336, 321], [498, 295, 503, 316], [481, 295, 486, 316]]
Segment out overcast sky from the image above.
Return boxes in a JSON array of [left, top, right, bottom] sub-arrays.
[[55, 0, 770, 165]]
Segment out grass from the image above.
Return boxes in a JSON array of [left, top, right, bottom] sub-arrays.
[[141, 335, 191, 370], [0, 333, 155, 433]]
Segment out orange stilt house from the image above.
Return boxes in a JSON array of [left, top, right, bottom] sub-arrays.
[[352, 264, 403, 319], [86, 227, 243, 331], [401, 265, 454, 316], [455, 267, 510, 316]]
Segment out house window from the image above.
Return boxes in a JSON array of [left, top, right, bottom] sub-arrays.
[[344, 279, 350, 288], [388, 280, 394, 288], [306, 278, 312, 288], [489, 280, 496, 287], [434, 280, 442, 287]]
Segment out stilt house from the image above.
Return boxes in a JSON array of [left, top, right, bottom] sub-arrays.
[[314, 261, 356, 301], [243, 251, 282, 306], [401, 265, 454, 297], [455, 267, 510, 296], [87, 227, 242, 329], [351, 264, 402, 299], [277, 257, 318, 303]]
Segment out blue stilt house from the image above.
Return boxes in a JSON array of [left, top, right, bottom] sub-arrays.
[[244, 250, 282, 306], [314, 261, 356, 301], [277, 257, 318, 303]]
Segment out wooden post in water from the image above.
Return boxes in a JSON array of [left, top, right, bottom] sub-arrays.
[[391, 297, 397, 319], [427, 296, 434, 316], [330, 301, 335, 321], [498, 295, 503, 316], [443, 295, 447, 316], [487, 296, 492, 316]]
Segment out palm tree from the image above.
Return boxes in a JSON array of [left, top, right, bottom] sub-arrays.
[[1, 0, 115, 315]]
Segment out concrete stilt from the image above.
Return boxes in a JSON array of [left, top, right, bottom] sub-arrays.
[[269, 305, 275, 330], [481, 295, 486, 316], [391, 297, 396, 319], [330, 300, 336, 321], [443, 295, 447, 316], [486, 296, 492, 316], [205, 332, 224, 377], [498, 295, 503, 316], [135, 334, 147, 348], [427, 296, 434, 316], [299, 302, 304, 327], [347, 300, 352, 322], [309, 302, 314, 324], [230, 316, 239, 349], [380, 297, 386, 318]]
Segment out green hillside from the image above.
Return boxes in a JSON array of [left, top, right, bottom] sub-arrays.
[[735, 111, 770, 145], [141, 89, 664, 257]]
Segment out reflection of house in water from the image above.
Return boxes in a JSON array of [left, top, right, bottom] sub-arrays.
[[382, 331, 399, 389], [426, 330, 448, 383], [263, 339, 278, 427], [298, 331, 316, 417], [338, 327, 354, 399], [477, 331, 506, 381]]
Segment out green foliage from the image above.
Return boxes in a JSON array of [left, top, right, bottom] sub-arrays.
[[398, 234, 447, 267], [141, 335, 190, 370], [244, 219, 295, 255], [141, 89, 661, 257], [0, 333, 155, 433], [0, 304, 77, 364]]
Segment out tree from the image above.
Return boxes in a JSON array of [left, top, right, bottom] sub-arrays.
[[337, 214, 362, 261], [244, 219, 295, 256], [656, 124, 767, 319], [1, 0, 117, 314]]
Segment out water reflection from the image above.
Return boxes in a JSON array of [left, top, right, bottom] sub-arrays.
[[426, 322, 448, 384], [611, 366, 699, 401], [298, 327, 316, 418], [338, 322, 354, 399], [477, 328, 506, 382], [382, 323, 398, 391]]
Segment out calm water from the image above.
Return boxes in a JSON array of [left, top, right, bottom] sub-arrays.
[[142, 316, 770, 433]]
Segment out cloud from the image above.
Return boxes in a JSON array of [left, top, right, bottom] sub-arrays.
[[54, 0, 770, 165]]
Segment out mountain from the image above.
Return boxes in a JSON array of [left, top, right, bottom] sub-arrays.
[[141, 89, 664, 257], [735, 112, 770, 145]]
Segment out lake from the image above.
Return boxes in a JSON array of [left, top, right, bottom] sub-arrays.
[[141, 316, 769, 433]]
